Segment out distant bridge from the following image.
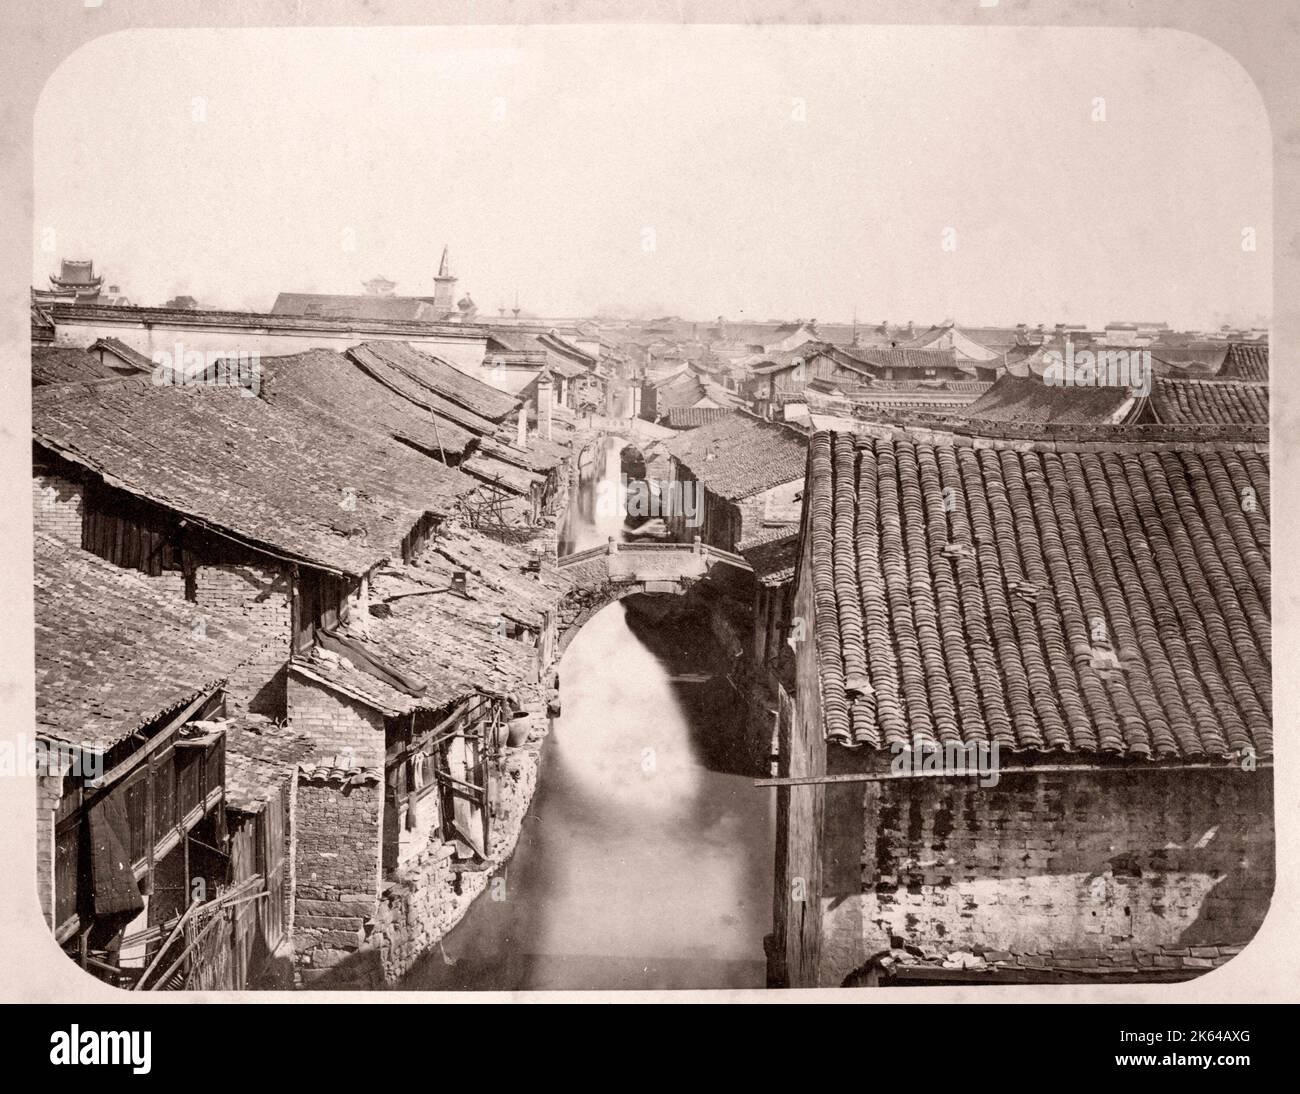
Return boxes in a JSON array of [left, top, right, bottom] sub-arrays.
[[556, 538, 752, 645]]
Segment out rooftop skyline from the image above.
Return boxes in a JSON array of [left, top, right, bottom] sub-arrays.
[[33, 24, 1271, 329]]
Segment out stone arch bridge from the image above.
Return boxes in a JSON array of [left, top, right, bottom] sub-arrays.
[[556, 538, 752, 650]]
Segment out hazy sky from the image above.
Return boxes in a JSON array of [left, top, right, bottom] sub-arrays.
[[33, 24, 1270, 328]]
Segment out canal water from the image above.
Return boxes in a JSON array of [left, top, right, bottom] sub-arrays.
[[402, 436, 774, 991]]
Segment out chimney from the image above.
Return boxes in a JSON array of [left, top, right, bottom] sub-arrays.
[[536, 371, 553, 441], [516, 406, 528, 448]]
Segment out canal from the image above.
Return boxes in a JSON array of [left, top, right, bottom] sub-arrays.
[[401, 436, 775, 990]]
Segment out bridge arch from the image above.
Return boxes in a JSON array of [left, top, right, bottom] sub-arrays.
[[555, 540, 752, 652]]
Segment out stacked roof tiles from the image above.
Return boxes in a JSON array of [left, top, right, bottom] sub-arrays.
[[805, 431, 1271, 761], [1150, 378, 1268, 427], [1222, 342, 1268, 382], [664, 413, 808, 501], [221, 717, 317, 813], [32, 374, 477, 576], [256, 349, 479, 459], [348, 341, 519, 422], [32, 346, 141, 387], [293, 526, 571, 716], [964, 374, 1136, 426], [665, 406, 739, 429], [34, 532, 260, 750]]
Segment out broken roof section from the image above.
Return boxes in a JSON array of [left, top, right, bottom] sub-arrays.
[[348, 340, 520, 423], [220, 716, 317, 814], [803, 430, 1271, 761], [664, 412, 808, 501], [34, 532, 261, 751], [291, 525, 569, 716], [32, 372, 478, 576]]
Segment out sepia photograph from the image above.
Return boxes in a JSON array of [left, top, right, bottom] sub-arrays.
[[1, 0, 1295, 1047]]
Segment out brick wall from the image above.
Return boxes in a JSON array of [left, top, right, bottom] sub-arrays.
[[816, 767, 1274, 985], [372, 746, 541, 982], [33, 472, 84, 542], [194, 563, 293, 718], [287, 674, 386, 769], [292, 779, 382, 972]]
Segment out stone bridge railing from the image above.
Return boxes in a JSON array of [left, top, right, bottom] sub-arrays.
[[555, 538, 752, 650], [558, 537, 752, 576]]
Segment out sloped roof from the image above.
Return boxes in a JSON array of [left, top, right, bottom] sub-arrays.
[[905, 324, 1002, 362], [853, 345, 974, 374], [220, 717, 317, 813], [347, 343, 500, 435], [270, 292, 443, 322], [32, 346, 137, 387], [1149, 378, 1268, 427], [738, 527, 800, 586], [1149, 342, 1230, 377], [964, 374, 1136, 426], [34, 533, 260, 750], [804, 431, 1271, 760], [1222, 342, 1268, 382], [348, 341, 519, 422], [665, 406, 740, 429], [293, 526, 570, 715], [91, 337, 155, 373], [32, 375, 477, 576], [254, 349, 477, 459], [665, 413, 808, 500]]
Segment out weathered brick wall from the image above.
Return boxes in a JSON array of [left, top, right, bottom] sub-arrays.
[[287, 675, 386, 768], [33, 472, 84, 542], [293, 780, 382, 973], [372, 746, 541, 982], [192, 562, 293, 718], [818, 767, 1274, 985]]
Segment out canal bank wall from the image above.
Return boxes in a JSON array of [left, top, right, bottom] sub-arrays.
[[369, 722, 547, 982]]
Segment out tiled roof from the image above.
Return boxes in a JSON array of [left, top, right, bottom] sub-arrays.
[[964, 374, 1136, 426], [1222, 342, 1268, 382], [347, 344, 499, 436], [32, 346, 136, 387], [853, 346, 973, 374], [218, 716, 316, 813], [297, 760, 382, 789], [32, 375, 477, 576], [34, 533, 260, 750], [1149, 342, 1229, 377], [1150, 378, 1268, 427], [255, 349, 477, 458], [292, 526, 568, 715], [805, 431, 1271, 760], [536, 330, 598, 368], [665, 406, 739, 429], [91, 337, 156, 373], [348, 341, 519, 422], [665, 413, 808, 501], [739, 530, 800, 586], [652, 371, 708, 410], [270, 292, 443, 322], [461, 452, 545, 496]]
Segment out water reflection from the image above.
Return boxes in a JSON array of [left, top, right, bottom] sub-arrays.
[[401, 430, 773, 991]]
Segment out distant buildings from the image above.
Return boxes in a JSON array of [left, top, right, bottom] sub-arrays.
[[272, 244, 478, 323]]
